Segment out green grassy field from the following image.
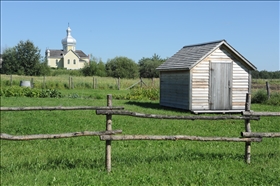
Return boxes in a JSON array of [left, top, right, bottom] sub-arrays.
[[1, 94, 279, 185]]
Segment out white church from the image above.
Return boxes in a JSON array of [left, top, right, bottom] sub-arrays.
[[45, 26, 89, 69]]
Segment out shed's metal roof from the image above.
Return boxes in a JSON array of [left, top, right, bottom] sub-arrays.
[[156, 40, 257, 71]]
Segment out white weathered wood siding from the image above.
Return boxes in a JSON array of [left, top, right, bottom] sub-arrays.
[[159, 70, 190, 109], [205, 47, 249, 110], [191, 61, 210, 110], [231, 60, 249, 110]]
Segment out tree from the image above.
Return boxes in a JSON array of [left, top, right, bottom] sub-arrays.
[[1, 47, 21, 75], [106, 56, 139, 79], [96, 61, 106, 77], [1, 40, 43, 75], [37, 58, 51, 76], [138, 53, 167, 78], [81, 57, 106, 77]]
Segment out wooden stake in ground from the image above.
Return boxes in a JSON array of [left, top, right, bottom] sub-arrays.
[[10, 75, 12, 86], [69, 76, 71, 89], [266, 81, 270, 99], [245, 93, 251, 164], [105, 94, 112, 172]]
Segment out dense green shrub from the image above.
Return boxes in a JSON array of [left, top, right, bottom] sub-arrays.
[[266, 92, 280, 106], [251, 89, 268, 103], [251, 89, 280, 106], [0, 86, 62, 98], [114, 87, 159, 100], [81, 60, 107, 77], [106, 56, 139, 78]]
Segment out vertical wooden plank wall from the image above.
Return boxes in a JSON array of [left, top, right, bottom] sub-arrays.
[[159, 71, 190, 110], [191, 61, 209, 110]]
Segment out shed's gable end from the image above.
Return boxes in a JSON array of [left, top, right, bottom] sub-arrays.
[[156, 40, 257, 71]]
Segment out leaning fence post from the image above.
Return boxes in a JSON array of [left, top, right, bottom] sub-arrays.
[[245, 93, 251, 164], [105, 94, 112, 172]]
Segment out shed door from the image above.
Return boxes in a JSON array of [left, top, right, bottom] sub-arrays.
[[210, 62, 232, 110]]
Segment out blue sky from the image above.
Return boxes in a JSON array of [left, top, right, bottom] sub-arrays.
[[1, 1, 279, 71]]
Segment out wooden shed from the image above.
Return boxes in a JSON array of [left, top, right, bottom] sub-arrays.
[[156, 40, 257, 113]]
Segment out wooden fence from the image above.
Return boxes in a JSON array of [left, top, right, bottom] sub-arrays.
[[2, 74, 159, 90], [1, 94, 279, 172]]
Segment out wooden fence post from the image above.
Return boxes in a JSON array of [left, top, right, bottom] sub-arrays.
[[31, 78, 34, 88], [93, 77, 97, 89], [266, 81, 270, 99], [245, 93, 251, 164], [105, 94, 112, 172], [10, 75, 12, 86], [69, 76, 71, 89], [43, 76, 46, 89], [71, 77, 74, 89], [118, 77, 120, 90]]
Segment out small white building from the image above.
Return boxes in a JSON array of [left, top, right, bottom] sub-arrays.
[[156, 40, 257, 113], [45, 26, 89, 70]]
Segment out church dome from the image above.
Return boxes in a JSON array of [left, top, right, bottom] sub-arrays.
[[61, 27, 76, 45]]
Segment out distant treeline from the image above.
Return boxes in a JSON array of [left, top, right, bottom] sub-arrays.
[[251, 70, 280, 79]]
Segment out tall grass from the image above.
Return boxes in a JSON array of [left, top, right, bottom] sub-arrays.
[[0, 74, 160, 90], [1, 96, 279, 185]]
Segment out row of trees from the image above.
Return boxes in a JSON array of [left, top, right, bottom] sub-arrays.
[[1, 40, 166, 78], [251, 70, 280, 79], [81, 54, 167, 79], [1, 40, 279, 79]]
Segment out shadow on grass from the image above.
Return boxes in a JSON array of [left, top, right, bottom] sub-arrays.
[[1, 157, 105, 172], [113, 150, 245, 167], [124, 101, 192, 114]]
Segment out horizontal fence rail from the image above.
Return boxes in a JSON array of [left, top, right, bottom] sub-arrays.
[[96, 110, 260, 120], [100, 135, 262, 142], [0, 106, 124, 111], [0, 130, 122, 141], [241, 132, 280, 138], [242, 111, 280, 116]]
